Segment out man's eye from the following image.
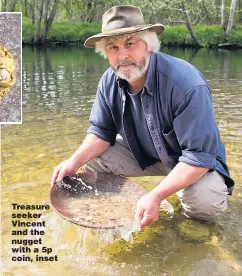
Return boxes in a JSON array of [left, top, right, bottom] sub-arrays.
[[110, 45, 118, 50], [127, 42, 134, 47]]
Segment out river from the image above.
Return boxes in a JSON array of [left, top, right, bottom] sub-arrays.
[[1, 46, 242, 275]]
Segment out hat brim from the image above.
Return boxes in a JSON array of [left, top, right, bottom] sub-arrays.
[[84, 24, 165, 48]]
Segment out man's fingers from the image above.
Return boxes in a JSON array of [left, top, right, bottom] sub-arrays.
[[135, 207, 144, 228], [51, 166, 60, 186], [56, 169, 66, 184], [140, 216, 151, 228], [140, 215, 156, 228]]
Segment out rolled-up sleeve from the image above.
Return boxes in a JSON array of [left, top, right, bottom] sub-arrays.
[[173, 85, 218, 169], [87, 87, 117, 145]]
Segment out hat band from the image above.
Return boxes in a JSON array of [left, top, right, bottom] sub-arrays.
[[102, 24, 148, 35]]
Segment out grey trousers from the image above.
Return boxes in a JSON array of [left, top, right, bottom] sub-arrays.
[[83, 135, 228, 222]]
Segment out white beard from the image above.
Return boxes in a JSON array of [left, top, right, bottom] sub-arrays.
[[114, 52, 150, 82]]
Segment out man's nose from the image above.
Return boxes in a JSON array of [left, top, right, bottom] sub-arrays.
[[118, 47, 130, 60]]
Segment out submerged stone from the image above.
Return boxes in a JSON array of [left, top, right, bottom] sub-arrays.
[[166, 194, 182, 212], [104, 223, 165, 261], [176, 220, 211, 243]]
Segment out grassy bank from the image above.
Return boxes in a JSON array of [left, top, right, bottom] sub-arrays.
[[22, 17, 242, 48], [162, 25, 242, 47]]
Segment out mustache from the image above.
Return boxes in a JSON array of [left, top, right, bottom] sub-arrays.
[[116, 60, 136, 70]]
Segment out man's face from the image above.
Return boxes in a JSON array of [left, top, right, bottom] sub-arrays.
[[105, 35, 151, 83]]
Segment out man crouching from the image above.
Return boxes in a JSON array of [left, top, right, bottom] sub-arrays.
[[51, 5, 234, 227]]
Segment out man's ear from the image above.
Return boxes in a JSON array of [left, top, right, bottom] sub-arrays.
[[148, 47, 152, 53]]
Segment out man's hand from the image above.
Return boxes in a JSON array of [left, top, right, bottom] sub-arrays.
[[50, 134, 110, 187], [135, 191, 162, 228], [134, 163, 209, 228], [51, 159, 79, 186]]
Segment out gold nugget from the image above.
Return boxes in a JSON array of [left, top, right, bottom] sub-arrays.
[[0, 46, 16, 99]]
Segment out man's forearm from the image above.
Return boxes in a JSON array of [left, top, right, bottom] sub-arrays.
[[69, 134, 110, 167], [150, 162, 209, 200]]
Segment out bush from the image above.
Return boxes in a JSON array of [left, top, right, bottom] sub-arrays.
[[22, 17, 35, 44], [22, 21, 242, 47], [227, 26, 242, 44], [36, 22, 101, 43], [160, 25, 242, 47]]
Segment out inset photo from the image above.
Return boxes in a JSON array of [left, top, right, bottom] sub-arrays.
[[0, 12, 21, 123]]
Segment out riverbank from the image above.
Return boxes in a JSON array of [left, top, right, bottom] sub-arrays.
[[22, 18, 242, 48]]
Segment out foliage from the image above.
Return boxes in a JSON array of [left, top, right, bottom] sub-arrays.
[[227, 26, 242, 43], [161, 26, 193, 46], [6, 0, 242, 46], [6, 0, 242, 25], [48, 22, 101, 42], [22, 17, 35, 44], [22, 18, 101, 44], [195, 25, 226, 46], [160, 25, 224, 47], [161, 25, 242, 47], [22, 20, 242, 47]]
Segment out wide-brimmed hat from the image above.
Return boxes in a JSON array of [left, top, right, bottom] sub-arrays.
[[84, 5, 165, 48]]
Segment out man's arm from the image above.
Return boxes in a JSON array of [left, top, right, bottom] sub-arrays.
[[52, 76, 118, 186], [135, 162, 209, 227], [151, 162, 209, 200], [51, 134, 110, 185], [136, 85, 219, 227]]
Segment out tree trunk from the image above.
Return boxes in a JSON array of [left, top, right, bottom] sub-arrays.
[[24, 0, 28, 17], [41, 0, 59, 43], [7, 0, 17, 12], [64, 0, 71, 20], [42, 0, 51, 42], [30, 0, 35, 25], [35, 0, 44, 44], [238, 0, 242, 24], [1, 0, 7, 12], [221, 0, 227, 30], [226, 0, 238, 35], [201, 0, 212, 24], [180, 2, 203, 47]]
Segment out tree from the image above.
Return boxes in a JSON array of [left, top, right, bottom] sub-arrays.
[[1, 0, 17, 12], [238, 0, 242, 24], [30, 0, 36, 24], [35, 0, 44, 44], [180, 2, 203, 47], [226, 0, 238, 35], [7, 0, 17, 12], [1, 0, 7, 12], [34, 0, 60, 44], [221, 0, 227, 30], [41, 0, 59, 43]]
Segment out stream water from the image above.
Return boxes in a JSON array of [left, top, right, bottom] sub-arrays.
[[1, 47, 242, 275]]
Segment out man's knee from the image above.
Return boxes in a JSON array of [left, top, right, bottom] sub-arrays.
[[182, 196, 227, 222], [177, 171, 228, 222]]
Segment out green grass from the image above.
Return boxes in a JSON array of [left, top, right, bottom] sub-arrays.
[[22, 17, 101, 44], [47, 22, 101, 43], [22, 18, 242, 47], [22, 17, 35, 44], [161, 25, 242, 47]]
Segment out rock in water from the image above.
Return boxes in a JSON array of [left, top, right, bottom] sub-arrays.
[[176, 220, 211, 243]]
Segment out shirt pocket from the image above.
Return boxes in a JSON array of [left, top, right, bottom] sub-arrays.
[[162, 127, 181, 154]]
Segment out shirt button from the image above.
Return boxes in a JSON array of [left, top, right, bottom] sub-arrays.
[[158, 147, 162, 151], [151, 126, 154, 131]]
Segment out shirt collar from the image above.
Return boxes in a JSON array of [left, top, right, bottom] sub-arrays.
[[144, 52, 156, 96]]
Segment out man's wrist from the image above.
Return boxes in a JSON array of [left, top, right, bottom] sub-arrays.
[[149, 188, 164, 202], [68, 155, 81, 170]]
